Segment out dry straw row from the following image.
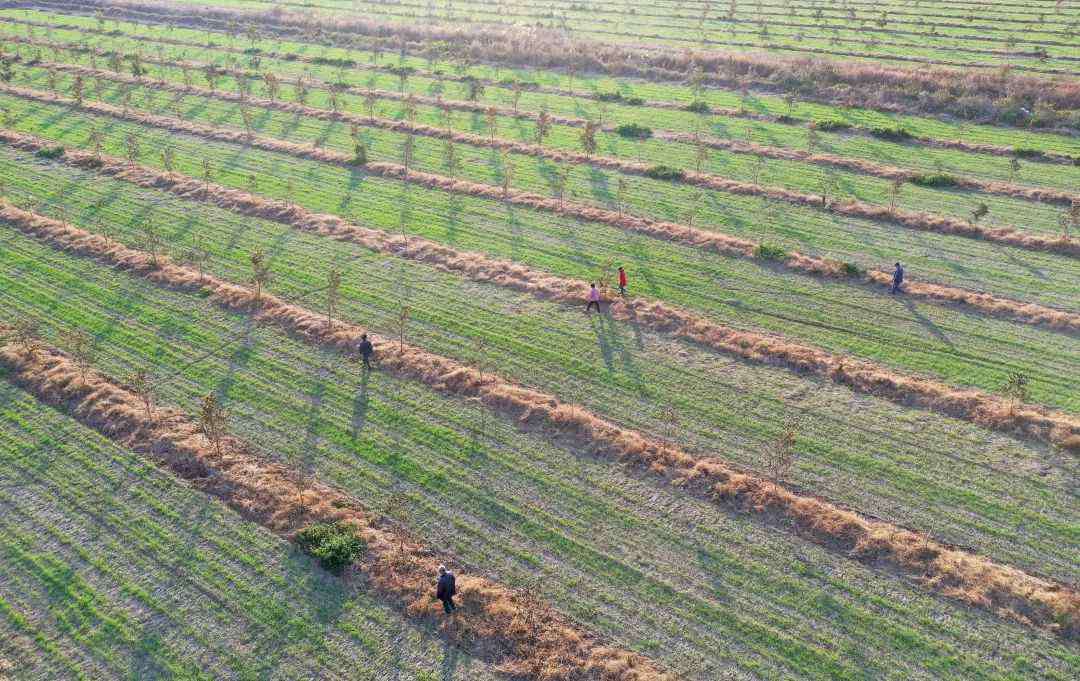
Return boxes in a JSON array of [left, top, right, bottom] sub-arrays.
[[8, 13, 1078, 166], [35, 0, 1080, 123], [3, 125, 1078, 449], [27, 60, 1080, 258], [0, 200, 1076, 638], [11, 33, 1080, 209], [0, 339, 671, 680], [4, 80, 1080, 339]]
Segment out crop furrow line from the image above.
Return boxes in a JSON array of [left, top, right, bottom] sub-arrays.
[[1, 201, 1076, 638]]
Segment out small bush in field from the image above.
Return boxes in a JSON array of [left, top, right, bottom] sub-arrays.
[[685, 100, 711, 114], [1012, 147, 1045, 160], [840, 261, 863, 278], [868, 126, 913, 142], [644, 165, 684, 181], [35, 146, 65, 160], [615, 123, 652, 139], [756, 243, 788, 261], [810, 119, 852, 132], [910, 173, 959, 188], [296, 522, 366, 573]]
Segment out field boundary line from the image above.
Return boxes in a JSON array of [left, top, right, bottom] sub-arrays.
[[0, 335, 675, 681], [1, 200, 1077, 638], [6, 13, 1078, 167], [229, 0, 1080, 77]]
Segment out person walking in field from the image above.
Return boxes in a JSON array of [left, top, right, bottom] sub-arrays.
[[890, 262, 904, 294], [617, 266, 628, 296], [586, 283, 602, 313], [436, 564, 457, 614], [358, 333, 374, 369]]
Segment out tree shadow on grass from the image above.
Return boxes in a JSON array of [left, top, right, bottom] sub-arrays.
[[212, 318, 257, 403], [901, 297, 954, 349], [351, 364, 372, 440]]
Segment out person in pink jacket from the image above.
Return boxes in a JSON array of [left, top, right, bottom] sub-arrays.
[[586, 283, 601, 313]]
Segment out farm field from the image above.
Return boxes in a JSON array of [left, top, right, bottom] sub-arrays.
[[71, 0, 1080, 75], [0, 1, 1078, 680]]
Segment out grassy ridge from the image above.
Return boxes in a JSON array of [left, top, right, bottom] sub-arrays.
[[1, 207, 1078, 680]]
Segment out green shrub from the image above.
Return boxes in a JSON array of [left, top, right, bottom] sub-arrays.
[[810, 119, 852, 132], [351, 142, 368, 166], [243, 47, 262, 55], [840, 261, 863, 278], [910, 173, 959, 188], [35, 146, 65, 160], [312, 56, 356, 67], [644, 165, 684, 181], [1012, 147, 1045, 160], [296, 522, 366, 573], [595, 91, 625, 102], [685, 100, 711, 114], [623, 96, 645, 106], [868, 126, 913, 142], [755, 243, 788, 261], [615, 123, 653, 139]]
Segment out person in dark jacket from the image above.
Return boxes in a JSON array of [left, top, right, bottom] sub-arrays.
[[890, 262, 904, 294], [436, 564, 457, 614], [358, 333, 374, 369], [617, 266, 628, 296]]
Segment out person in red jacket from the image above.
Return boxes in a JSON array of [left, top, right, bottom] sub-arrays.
[[617, 266, 628, 295]]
